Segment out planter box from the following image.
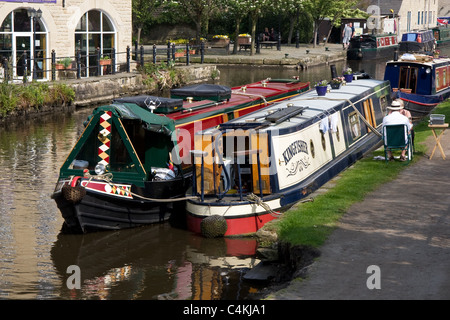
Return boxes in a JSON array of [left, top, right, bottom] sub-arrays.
[[211, 38, 230, 47], [99, 59, 112, 66], [237, 36, 251, 45]]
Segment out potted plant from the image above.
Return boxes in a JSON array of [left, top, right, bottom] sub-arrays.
[[99, 56, 112, 66], [330, 77, 344, 89], [212, 35, 230, 46], [55, 57, 72, 70], [434, 49, 440, 58], [175, 49, 185, 58], [315, 79, 328, 96], [343, 67, 353, 83], [237, 33, 251, 45]]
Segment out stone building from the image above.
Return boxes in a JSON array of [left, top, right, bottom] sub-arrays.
[[366, 0, 439, 35], [0, 0, 132, 81]]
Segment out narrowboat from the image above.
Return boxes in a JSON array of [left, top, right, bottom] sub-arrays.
[[384, 53, 450, 121], [398, 30, 435, 53], [432, 25, 450, 47], [51, 79, 310, 233], [186, 78, 391, 237], [347, 33, 399, 60]]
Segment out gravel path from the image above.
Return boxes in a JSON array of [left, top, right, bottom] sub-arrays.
[[265, 133, 450, 300]]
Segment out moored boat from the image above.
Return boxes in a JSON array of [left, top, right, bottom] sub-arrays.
[[51, 78, 310, 233], [398, 30, 435, 53], [432, 24, 450, 47], [347, 33, 398, 60], [186, 78, 391, 237], [384, 53, 450, 121]]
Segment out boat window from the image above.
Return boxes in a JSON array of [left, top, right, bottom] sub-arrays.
[[380, 95, 388, 113], [349, 112, 361, 139], [321, 132, 326, 151], [310, 140, 315, 158]]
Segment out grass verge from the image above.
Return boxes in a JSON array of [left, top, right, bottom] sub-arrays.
[[263, 100, 450, 247]]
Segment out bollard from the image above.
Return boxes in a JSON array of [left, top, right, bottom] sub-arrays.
[[277, 33, 281, 51], [153, 44, 156, 64], [167, 41, 171, 62], [201, 42, 204, 64], [172, 43, 175, 61], [51, 49, 56, 81], [134, 40, 138, 60], [23, 51, 28, 83], [112, 48, 116, 74], [126, 46, 130, 72], [96, 47, 101, 76], [140, 46, 144, 67], [186, 43, 190, 66], [296, 30, 299, 48], [76, 50, 81, 79]]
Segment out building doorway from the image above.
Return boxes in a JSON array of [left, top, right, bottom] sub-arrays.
[[0, 8, 47, 81]]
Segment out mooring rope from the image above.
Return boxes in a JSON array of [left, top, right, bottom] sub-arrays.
[[231, 90, 268, 106], [82, 171, 198, 202], [246, 193, 282, 218]]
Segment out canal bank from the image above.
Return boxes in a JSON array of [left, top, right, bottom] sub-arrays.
[[253, 131, 450, 300]]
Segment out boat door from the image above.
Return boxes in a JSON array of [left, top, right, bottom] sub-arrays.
[[14, 35, 31, 81], [363, 99, 377, 132], [398, 66, 418, 93]]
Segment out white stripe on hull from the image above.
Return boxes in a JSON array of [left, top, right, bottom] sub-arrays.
[[186, 197, 282, 217]]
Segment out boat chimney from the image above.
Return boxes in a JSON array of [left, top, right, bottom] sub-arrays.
[[330, 64, 338, 79], [394, 49, 398, 61]]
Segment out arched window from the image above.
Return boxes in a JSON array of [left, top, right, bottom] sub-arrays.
[[0, 8, 47, 81], [75, 10, 116, 77]]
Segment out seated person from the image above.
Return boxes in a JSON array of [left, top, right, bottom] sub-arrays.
[[263, 27, 270, 41], [382, 100, 412, 161], [269, 28, 276, 41], [396, 98, 414, 147]]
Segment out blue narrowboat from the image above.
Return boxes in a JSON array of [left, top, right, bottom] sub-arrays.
[[384, 53, 450, 121], [186, 78, 391, 236], [398, 30, 435, 53]]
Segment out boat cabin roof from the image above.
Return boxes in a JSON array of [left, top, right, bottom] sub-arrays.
[[401, 30, 434, 42], [215, 79, 388, 133]]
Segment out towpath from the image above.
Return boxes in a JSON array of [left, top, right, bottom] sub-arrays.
[[265, 132, 450, 300]]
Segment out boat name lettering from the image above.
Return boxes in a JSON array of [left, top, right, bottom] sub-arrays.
[[282, 140, 308, 165]]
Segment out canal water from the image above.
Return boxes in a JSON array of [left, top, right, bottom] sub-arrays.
[[0, 56, 388, 300]]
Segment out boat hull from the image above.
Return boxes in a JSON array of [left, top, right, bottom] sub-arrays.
[[395, 90, 449, 121], [52, 176, 189, 233]]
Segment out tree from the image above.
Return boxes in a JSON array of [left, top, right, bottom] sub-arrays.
[[174, 0, 220, 44], [248, 0, 271, 55], [324, 0, 359, 43], [226, 0, 251, 54], [132, 0, 161, 44], [301, 0, 336, 47], [276, 0, 303, 45]]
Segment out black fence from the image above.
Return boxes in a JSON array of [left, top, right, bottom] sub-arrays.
[[0, 34, 283, 82]]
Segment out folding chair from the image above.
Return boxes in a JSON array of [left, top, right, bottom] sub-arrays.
[[383, 124, 413, 163]]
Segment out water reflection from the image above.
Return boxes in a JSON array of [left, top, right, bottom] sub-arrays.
[[51, 224, 260, 300]]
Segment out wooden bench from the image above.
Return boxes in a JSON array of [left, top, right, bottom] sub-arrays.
[[239, 43, 252, 51], [260, 41, 277, 49]]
